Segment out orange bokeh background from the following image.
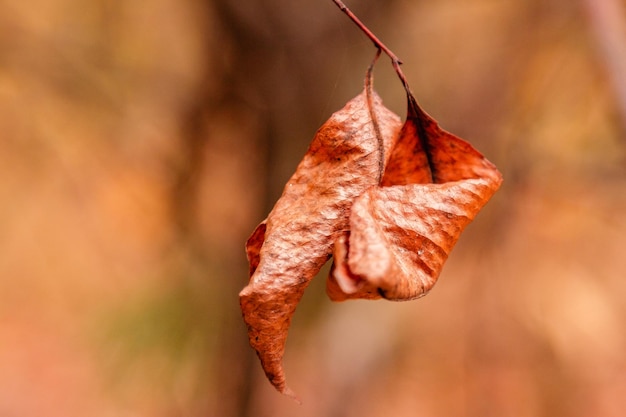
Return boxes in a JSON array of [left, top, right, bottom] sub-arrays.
[[1, 0, 625, 416]]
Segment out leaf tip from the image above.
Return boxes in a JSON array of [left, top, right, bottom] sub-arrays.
[[282, 386, 302, 404]]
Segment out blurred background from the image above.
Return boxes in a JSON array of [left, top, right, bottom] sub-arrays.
[[1, 0, 625, 416]]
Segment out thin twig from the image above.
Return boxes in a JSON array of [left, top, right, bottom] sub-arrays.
[[331, 0, 413, 93]]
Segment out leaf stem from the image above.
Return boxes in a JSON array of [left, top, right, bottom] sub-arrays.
[[331, 0, 412, 93], [365, 49, 386, 182]]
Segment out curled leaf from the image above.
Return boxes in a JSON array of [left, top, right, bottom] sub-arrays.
[[240, 69, 401, 397], [242, 1, 504, 400], [327, 96, 503, 301]]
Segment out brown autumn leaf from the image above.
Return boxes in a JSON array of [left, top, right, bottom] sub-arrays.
[[326, 95, 503, 301], [240, 66, 402, 399], [241, 3, 503, 398]]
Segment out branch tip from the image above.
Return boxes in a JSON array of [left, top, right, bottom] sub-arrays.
[[331, 0, 411, 94]]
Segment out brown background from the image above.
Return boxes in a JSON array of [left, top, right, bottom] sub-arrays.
[[1, 0, 625, 416]]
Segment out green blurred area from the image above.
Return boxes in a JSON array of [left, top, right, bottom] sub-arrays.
[[0, 0, 625, 416]]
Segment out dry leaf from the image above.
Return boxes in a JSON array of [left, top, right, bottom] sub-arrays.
[[326, 97, 503, 301], [240, 69, 401, 398], [240, 3, 503, 394]]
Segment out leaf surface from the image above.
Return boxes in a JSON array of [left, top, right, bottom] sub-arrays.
[[327, 97, 503, 301], [240, 73, 401, 397]]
